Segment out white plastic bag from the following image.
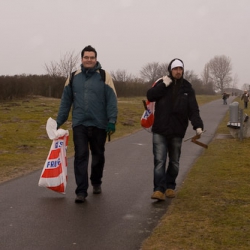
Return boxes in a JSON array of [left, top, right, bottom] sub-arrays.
[[38, 118, 69, 194]]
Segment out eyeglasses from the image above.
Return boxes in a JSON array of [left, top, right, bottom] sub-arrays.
[[83, 56, 96, 60]]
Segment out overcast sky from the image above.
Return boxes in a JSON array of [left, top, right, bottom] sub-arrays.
[[1, 0, 249, 89]]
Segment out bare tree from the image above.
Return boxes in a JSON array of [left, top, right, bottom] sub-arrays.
[[58, 51, 79, 77], [44, 51, 79, 78], [201, 63, 210, 85], [231, 73, 238, 90], [44, 61, 61, 78], [157, 63, 169, 77], [208, 55, 232, 93], [242, 83, 250, 91], [140, 62, 170, 83], [140, 62, 160, 83], [131, 77, 144, 84], [191, 78, 204, 94], [184, 70, 206, 94], [184, 70, 198, 83], [201, 63, 215, 94], [110, 69, 134, 82]]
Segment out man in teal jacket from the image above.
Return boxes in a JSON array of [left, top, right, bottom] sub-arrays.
[[57, 45, 118, 203]]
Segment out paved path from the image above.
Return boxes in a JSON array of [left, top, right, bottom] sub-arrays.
[[0, 97, 235, 250]]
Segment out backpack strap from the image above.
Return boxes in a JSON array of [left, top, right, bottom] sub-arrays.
[[68, 71, 76, 101], [69, 69, 105, 101], [70, 69, 105, 86], [69, 71, 76, 87], [99, 68, 106, 82]]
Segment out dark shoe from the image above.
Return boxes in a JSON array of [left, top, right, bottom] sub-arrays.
[[75, 194, 86, 203], [93, 185, 102, 194], [151, 191, 165, 201]]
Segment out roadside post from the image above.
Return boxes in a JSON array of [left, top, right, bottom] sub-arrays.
[[227, 101, 249, 141]]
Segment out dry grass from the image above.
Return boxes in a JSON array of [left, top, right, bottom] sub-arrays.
[[0, 96, 144, 182]]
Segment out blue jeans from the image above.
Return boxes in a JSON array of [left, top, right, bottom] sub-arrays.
[[153, 133, 182, 193], [73, 125, 107, 197]]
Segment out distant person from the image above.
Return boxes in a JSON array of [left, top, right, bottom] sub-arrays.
[[222, 92, 228, 105], [56, 45, 118, 203], [146, 58, 204, 201], [241, 90, 249, 109]]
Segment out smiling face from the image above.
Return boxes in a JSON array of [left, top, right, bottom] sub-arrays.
[[81, 51, 97, 69], [171, 67, 183, 79]]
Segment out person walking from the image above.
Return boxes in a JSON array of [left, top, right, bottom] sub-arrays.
[[241, 90, 249, 109], [222, 92, 228, 105], [56, 45, 118, 203], [146, 58, 204, 201]]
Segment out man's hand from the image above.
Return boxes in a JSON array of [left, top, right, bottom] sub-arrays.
[[163, 76, 172, 87], [106, 122, 116, 134], [196, 128, 203, 136]]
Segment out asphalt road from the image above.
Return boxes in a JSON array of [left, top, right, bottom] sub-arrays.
[[0, 97, 235, 250]]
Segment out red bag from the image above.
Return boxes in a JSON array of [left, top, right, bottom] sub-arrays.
[[141, 80, 159, 132], [141, 100, 155, 132]]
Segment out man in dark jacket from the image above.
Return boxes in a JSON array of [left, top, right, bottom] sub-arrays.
[[147, 58, 204, 201], [241, 90, 249, 109], [57, 45, 118, 203]]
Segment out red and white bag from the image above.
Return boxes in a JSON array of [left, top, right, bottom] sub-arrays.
[[141, 100, 155, 132], [141, 80, 159, 132], [38, 118, 69, 194]]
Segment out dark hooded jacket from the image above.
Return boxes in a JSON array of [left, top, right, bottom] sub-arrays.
[[146, 61, 203, 138]]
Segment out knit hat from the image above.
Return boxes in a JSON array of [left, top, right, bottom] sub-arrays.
[[170, 59, 184, 70]]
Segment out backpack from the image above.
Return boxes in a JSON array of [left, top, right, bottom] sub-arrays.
[[69, 69, 106, 99]]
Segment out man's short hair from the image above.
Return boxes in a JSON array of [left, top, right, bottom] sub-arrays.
[[81, 45, 97, 58]]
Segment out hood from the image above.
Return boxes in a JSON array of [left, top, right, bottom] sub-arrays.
[[167, 58, 184, 79], [81, 61, 102, 77]]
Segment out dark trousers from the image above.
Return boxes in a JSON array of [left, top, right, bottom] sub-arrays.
[[73, 125, 107, 197]]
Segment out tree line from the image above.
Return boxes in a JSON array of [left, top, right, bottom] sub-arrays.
[[0, 53, 238, 101], [0, 74, 151, 101]]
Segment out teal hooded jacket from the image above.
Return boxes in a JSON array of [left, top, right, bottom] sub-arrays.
[[56, 62, 117, 129]]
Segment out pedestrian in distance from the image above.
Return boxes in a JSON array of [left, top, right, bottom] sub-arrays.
[[56, 45, 118, 203], [146, 58, 204, 201], [222, 92, 229, 105], [241, 90, 249, 109]]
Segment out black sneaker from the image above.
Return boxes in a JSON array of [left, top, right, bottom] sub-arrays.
[[75, 194, 86, 203], [93, 185, 102, 194]]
